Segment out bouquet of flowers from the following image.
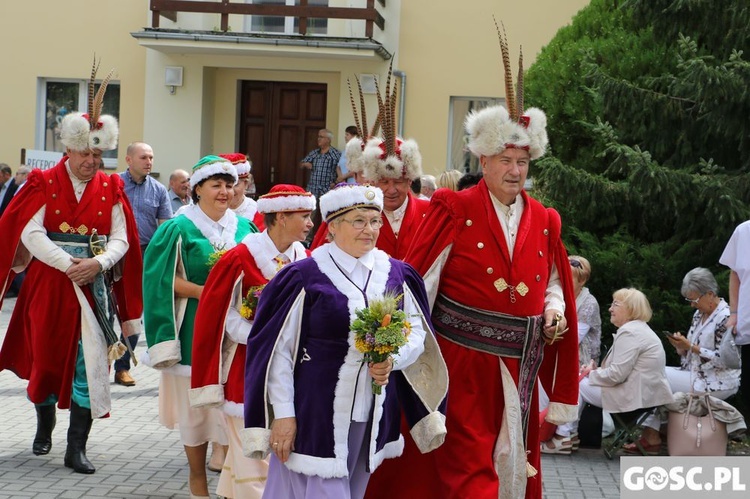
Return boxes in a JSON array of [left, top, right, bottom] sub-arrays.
[[240, 284, 266, 320], [206, 242, 227, 269], [352, 291, 412, 395]]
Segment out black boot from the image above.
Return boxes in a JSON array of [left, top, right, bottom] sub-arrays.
[[32, 404, 56, 455], [63, 401, 95, 474]]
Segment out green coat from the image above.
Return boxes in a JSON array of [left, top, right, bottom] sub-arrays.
[[144, 213, 256, 368]]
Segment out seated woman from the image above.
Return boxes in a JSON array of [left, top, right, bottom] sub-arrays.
[[632, 267, 741, 452], [541, 255, 602, 454], [565, 288, 673, 454], [241, 184, 448, 499]]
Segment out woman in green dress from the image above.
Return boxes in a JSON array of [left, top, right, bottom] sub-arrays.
[[143, 155, 257, 498]]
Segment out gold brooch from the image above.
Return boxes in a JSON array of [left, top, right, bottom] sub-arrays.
[[493, 278, 528, 303]]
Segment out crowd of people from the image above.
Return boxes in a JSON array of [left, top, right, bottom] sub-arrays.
[[0, 55, 748, 499]]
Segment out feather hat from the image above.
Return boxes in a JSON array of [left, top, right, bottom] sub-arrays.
[[465, 22, 548, 160], [319, 184, 383, 222], [219, 153, 252, 178], [256, 184, 316, 214], [189, 155, 238, 189], [345, 61, 422, 182], [60, 57, 119, 152]]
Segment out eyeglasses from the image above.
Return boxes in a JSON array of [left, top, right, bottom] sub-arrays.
[[569, 259, 582, 269], [684, 293, 704, 304], [339, 217, 384, 230], [609, 301, 622, 308]]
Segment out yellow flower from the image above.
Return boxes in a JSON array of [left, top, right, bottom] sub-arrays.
[[240, 305, 253, 320]]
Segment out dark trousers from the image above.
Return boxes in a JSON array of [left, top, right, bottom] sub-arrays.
[[114, 334, 138, 372]]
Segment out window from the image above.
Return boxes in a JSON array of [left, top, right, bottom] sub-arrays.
[[37, 78, 120, 167], [446, 96, 502, 173], [245, 0, 328, 35]]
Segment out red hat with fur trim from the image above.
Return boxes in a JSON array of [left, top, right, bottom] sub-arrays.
[[219, 153, 252, 178], [256, 184, 316, 214]]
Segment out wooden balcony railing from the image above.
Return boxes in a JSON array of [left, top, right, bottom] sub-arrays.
[[150, 0, 385, 38]]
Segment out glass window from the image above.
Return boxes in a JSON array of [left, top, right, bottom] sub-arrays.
[[446, 96, 502, 173], [39, 78, 120, 164], [246, 0, 328, 35]]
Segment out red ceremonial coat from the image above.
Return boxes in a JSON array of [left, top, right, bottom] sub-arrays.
[[310, 193, 429, 260], [190, 232, 307, 416], [368, 181, 579, 499], [0, 158, 142, 411]]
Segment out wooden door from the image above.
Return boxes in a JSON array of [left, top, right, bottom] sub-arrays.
[[239, 81, 328, 196]]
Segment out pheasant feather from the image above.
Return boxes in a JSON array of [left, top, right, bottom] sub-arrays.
[[91, 68, 115, 127], [347, 78, 362, 139], [516, 46, 524, 119], [88, 56, 100, 128], [494, 18, 517, 121], [355, 75, 369, 140]]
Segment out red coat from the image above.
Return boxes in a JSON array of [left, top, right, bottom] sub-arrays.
[[310, 193, 429, 260], [368, 181, 579, 499], [0, 159, 142, 411], [190, 234, 308, 416]]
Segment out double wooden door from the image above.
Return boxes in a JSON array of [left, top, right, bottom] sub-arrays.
[[239, 81, 327, 196]]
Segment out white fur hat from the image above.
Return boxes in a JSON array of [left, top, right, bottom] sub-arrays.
[[347, 137, 422, 182], [319, 184, 383, 222], [60, 112, 119, 152], [256, 184, 316, 214], [189, 155, 238, 189], [465, 105, 548, 160]]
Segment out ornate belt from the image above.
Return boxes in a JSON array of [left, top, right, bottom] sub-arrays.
[[432, 293, 545, 436]]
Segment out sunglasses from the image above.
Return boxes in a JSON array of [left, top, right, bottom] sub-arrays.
[[569, 259, 582, 269]]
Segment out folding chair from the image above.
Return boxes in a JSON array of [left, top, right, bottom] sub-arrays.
[[602, 407, 656, 459]]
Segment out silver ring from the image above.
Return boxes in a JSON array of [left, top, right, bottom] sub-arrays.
[[273, 442, 279, 447]]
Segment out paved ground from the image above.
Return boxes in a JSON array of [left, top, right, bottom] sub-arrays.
[[0, 297, 621, 498]]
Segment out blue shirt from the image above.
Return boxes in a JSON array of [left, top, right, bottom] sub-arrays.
[[337, 153, 356, 185], [119, 170, 173, 247], [302, 147, 341, 196]]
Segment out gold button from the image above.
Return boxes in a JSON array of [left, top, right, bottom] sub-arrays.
[[486, 267, 493, 274], [55, 210, 60, 215], [49, 179, 53, 184], [543, 229, 549, 236], [103, 182, 108, 187], [536, 275, 541, 281], [538, 251, 543, 257], [465, 220, 473, 226], [477, 242, 484, 249], [98, 211, 103, 216], [52, 193, 57, 198], [101, 197, 106, 201]]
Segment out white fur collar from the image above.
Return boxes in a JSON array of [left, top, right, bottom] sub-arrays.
[[182, 204, 239, 251], [242, 231, 307, 280], [233, 196, 258, 220]]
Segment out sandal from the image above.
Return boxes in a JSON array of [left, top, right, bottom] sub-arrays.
[[541, 436, 573, 455], [623, 437, 660, 456], [569, 432, 581, 451]]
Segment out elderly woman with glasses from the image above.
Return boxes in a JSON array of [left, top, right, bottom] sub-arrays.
[[565, 288, 673, 454], [241, 184, 447, 499], [631, 267, 741, 453]]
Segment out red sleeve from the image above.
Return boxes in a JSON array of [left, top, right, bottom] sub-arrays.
[[0, 170, 46, 302], [110, 173, 144, 322], [404, 189, 459, 276], [537, 208, 579, 407], [191, 250, 244, 391], [310, 220, 330, 250]]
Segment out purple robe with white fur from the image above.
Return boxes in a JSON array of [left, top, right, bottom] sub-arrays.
[[241, 245, 447, 480]]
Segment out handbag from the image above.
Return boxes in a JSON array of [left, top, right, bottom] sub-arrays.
[[577, 403, 603, 449], [718, 326, 741, 369], [667, 393, 727, 456]]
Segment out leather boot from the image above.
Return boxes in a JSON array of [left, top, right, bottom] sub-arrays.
[[32, 404, 56, 455], [63, 401, 95, 474]]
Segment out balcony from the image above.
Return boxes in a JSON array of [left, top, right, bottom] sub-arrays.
[[132, 0, 392, 60]]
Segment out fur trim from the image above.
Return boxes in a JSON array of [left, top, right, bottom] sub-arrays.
[[370, 437, 404, 472], [308, 245, 391, 478], [60, 112, 119, 152], [190, 159, 238, 189], [256, 193, 316, 214], [145, 340, 181, 369], [188, 384, 224, 409], [545, 402, 578, 425], [465, 105, 548, 160], [182, 204, 239, 251], [361, 137, 422, 181], [241, 428, 272, 460], [319, 184, 384, 222], [345, 137, 367, 174], [410, 411, 447, 453], [223, 401, 245, 418], [120, 319, 142, 337]]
